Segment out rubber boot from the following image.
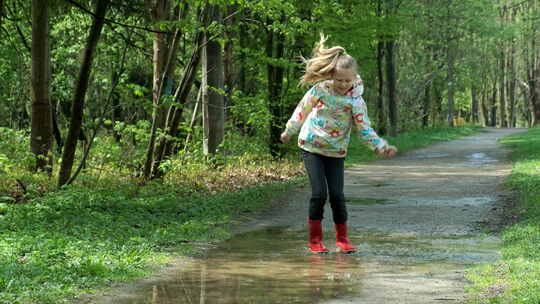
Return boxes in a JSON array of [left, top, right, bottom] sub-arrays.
[[335, 222, 357, 253], [308, 219, 329, 253]]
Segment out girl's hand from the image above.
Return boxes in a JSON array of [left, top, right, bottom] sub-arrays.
[[376, 145, 397, 158], [280, 132, 291, 143], [384, 145, 398, 157]]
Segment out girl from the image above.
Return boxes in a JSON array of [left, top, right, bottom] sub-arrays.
[[281, 35, 397, 253]]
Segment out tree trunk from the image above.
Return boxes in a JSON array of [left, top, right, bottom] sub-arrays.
[[223, 4, 236, 121], [202, 5, 225, 156], [31, 0, 53, 173], [490, 83, 497, 127], [508, 54, 516, 127], [499, 53, 508, 127], [143, 0, 170, 179], [471, 85, 479, 124], [151, 0, 171, 130], [51, 100, 63, 153], [446, 41, 455, 127], [422, 83, 431, 128], [144, 1, 187, 179], [58, 0, 109, 187], [0, 0, 4, 28], [433, 77, 443, 126], [238, 23, 248, 94], [150, 7, 208, 178], [480, 90, 489, 126], [385, 40, 398, 136], [266, 17, 286, 157], [533, 62, 540, 126], [377, 39, 386, 134]]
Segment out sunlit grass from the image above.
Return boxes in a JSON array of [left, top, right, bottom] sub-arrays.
[[466, 127, 540, 304]]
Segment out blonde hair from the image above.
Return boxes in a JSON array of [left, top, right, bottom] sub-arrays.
[[299, 34, 358, 87]]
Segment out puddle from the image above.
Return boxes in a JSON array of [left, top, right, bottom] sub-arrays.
[[347, 197, 397, 205], [466, 152, 498, 165], [399, 197, 494, 207], [96, 227, 500, 304], [409, 152, 451, 159], [356, 233, 500, 264]]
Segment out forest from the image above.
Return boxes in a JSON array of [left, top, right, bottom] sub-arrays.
[[1, 0, 539, 185], [1, 0, 540, 303]]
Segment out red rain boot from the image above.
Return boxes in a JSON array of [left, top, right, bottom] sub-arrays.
[[308, 219, 329, 253], [335, 222, 357, 253]]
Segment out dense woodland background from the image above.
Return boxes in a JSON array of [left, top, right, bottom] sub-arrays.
[[1, 0, 540, 186]]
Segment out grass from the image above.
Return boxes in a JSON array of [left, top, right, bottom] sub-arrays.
[[0, 125, 482, 303], [0, 180, 302, 304], [466, 127, 540, 304]]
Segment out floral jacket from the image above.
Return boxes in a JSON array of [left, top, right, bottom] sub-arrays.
[[283, 77, 388, 158]]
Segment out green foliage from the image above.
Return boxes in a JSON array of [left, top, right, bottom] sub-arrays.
[[0, 175, 301, 303], [467, 127, 540, 303]]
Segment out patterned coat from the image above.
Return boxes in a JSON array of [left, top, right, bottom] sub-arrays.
[[283, 77, 387, 158]]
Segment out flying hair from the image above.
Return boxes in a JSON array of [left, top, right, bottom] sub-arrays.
[[299, 33, 358, 87]]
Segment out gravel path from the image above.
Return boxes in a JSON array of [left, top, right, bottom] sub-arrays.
[[84, 128, 525, 304]]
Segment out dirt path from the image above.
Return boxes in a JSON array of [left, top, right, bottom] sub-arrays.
[[85, 128, 524, 304]]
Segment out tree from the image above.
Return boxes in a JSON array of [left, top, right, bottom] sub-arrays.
[[202, 4, 224, 156], [30, 0, 53, 173], [58, 0, 110, 186]]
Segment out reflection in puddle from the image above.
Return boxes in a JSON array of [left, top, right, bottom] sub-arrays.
[[107, 227, 363, 304], [347, 197, 397, 205], [466, 153, 498, 165], [100, 227, 500, 304], [409, 152, 451, 159]]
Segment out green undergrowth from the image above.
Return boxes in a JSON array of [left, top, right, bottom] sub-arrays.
[[0, 125, 482, 303], [0, 180, 301, 304], [466, 127, 540, 304]]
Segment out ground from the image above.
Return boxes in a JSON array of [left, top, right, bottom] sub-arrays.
[[81, 128, 524, 304]]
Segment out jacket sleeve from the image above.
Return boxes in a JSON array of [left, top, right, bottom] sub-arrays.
[[351, 97, 388, 151], [283, 86, 319, 137]]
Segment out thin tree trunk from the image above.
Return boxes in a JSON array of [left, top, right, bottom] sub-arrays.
[[385, 40, 398, 136], [238, 22, 248, 93], [471, 85, 479, 124], [433, 77, 443, 126], [499, 53, 508, 127], [150, 7, 208, 178], [422, 83, 431, 128], [151, 0, 171, 130], [203, 5, 225, 156], [447, 41, 455, 127], [31, 0, 53, 173], [533, 61, 540, 126], [266, 17, 286, 157], [58, 0, 109, 186], [480, 89, 489, 126], [490, 83, 498, 127], [223, 4, 236, 121], [508, 51, 516, 127], [0, 0, 4, 28], [377, 39, 386, 134], [143, 0, 171, 179], [51, 100, 63, 153], [183, 86, 202, 158]]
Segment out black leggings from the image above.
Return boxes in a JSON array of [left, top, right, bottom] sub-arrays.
[[302, 150, 347, 224]]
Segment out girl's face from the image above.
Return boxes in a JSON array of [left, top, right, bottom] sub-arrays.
[[332, 68, 356, 95]]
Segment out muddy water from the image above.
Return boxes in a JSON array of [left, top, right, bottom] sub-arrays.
[[87, 128, 525, 304]]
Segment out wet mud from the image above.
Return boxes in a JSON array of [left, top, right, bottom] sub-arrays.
[[84, 128, 525, 304]]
